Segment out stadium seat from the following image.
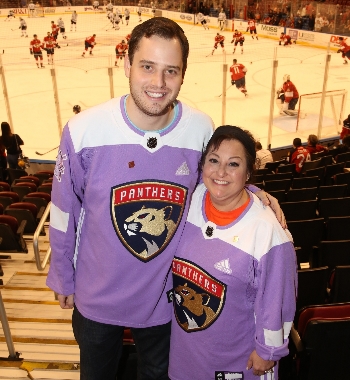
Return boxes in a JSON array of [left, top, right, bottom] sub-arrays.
[[16, 175, 40, 187], [7, 168, 28, 185], [0, 182, 10, 191], [291, 303, 350, 380], [318, 240, 350, 271], [310, 151, 326, 161], [319, 155, 334, 167], [292, 176, 319, 189], [324, 163, 345, 185], [318, 184, 347, 200], [318, 197, 350, 219], [303, 166, 325, 185], [336, 152, 350, 164], [255, 168, 268, 178], [326, 216, 350, 241], [0, 215, 28, 252], [286, 187, 318, 202], [0, 191, 20, 210], [251, 174, 264, 184], [280, 200, 318, 221], [266, 190, 286, 203], [33, 172, 53, 185], [5, 202, 44, 235], [264, 160, 287, 174], [300, 159, 321, 174], [11, 182, 37, 201], [328, 266, 350, 303], [37, 183, 52, 195], [265, 172, 293, 181], [276, 163, 296, 175], [264, 179, 292, 192], [333, 172, 350, 195]]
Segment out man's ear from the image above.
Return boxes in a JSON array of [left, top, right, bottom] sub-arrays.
[[124, 54, 131, 77]]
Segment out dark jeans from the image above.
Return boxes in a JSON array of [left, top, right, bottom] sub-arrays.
[[288, 97, 298, 110], [7, 153, 19, 169], [72, 306, 171, 380]]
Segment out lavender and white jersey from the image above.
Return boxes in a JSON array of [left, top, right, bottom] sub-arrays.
[[46, 96, 214, 327], [169, 184, 297, 380]]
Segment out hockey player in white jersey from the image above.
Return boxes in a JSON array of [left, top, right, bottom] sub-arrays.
[[116, 8, 123, 24], [93, 0, 99, 10], [19, 18, 28, 37], [4, 9, 15, 21], [137, 3, 142, 22], [57, 18, 66, 39], [106, 1, 113, 13], [70, 10, 77, 32], [218, 8, 226, 31], [124, 8, 130, 26], [28, 1, 36, 17], [196, 12, 209, 30]]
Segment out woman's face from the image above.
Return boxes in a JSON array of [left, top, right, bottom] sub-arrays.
[[202, 139, 249, 212]]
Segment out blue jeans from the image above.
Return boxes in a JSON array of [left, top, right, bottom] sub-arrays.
[[7, 153, 19, 169], [72, 306, 171, 380]]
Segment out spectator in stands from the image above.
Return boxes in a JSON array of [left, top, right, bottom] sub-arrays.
[[338, 135, 350, 154], [340, 114, 350, 140], [306, 134, 329, 155], [255, 141, 273, 169], [0, 122, 24, 169], [0, 142, 7, 171], [288, 137, 310, 174]]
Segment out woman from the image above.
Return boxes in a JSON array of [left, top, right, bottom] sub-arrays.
[[306, 134, 329, 155], [0, 122, 24, 169], [169, 126, 297, 380]]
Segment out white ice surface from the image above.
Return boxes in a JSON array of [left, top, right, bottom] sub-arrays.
[[0, 12, 349, 162]]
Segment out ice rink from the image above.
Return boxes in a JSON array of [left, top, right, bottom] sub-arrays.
[[0, 11, 350, 161]]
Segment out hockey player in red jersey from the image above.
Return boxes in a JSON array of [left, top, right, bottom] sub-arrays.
[[337, 37, 350, 65], [288, 138, 310, 174], [276, 74, 299, 115], [246, 19, 258, 40], [51, 21, 61, 48], [125, 33, 131, 45], [82, 34, 96, 57], [212, 33, 225, 55], [43, 32, 57, 65], [231, 29, 245, 54], [279, 32, 295, 46], [30, 34, 44, 68], [115, 39, 128, 66], [229, 58, 248, 96]]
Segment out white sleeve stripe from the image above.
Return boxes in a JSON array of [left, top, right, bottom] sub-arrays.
[[263, 327, 283, 347], [283, 321, 293, 340], [50, 203, 69, 233]]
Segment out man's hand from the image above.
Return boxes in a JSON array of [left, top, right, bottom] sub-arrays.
[[57, 294, 74, 309], [255, 190, 287, 229], [246, 350, 275, 376]]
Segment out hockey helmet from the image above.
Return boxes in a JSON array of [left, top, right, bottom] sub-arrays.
[[281, 32, 285, 35], [283, 74, 290, 82], [33, 34, 37, 37], [122, 40, 125, 43], [73, 105, 81, 113], [59, 17, 62, 20], [19, 17, 23, 20]]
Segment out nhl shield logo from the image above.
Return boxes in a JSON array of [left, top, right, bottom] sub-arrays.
[[172, 258, 226, 332], [111, 181, 187, 262]]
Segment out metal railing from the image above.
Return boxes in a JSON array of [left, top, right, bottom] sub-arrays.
[[33, 202, 51, 271]]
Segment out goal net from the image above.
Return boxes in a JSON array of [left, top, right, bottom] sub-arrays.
[[296, 89, 348, 138]]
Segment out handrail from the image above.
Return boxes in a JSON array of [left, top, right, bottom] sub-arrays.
[[33, 202, 51, 271], [0, 290, 20, 359]]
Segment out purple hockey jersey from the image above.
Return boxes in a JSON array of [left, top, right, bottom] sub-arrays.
[[169, 184, 297, 380], [46, 96, 214, 327]]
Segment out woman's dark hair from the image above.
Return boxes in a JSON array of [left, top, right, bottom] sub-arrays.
[[1, 122, 13, 147], [199, 125, 256, 180], [128, 17, 189, 76]]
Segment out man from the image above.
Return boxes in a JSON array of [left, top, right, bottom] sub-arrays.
[[51, 21, 60, 47], [279, 32, 295, 46], [137, 3, 142, 22], [57, 18, 66, 39], [28, 1, 36, 17], [337, 36, 350, 65], [255, 141, 273, 169], [19, 17, 28, 37], [230, 58, 248, 96], [70, 10, 78, 32], [124, 7, 130, 26], [277, 74, 299, 116], [341, 114, 350, 140], [288, 138, 310, 174], [151, 1, 156, 17], [4, 9, 15, 21], [47, 17, 283, 380], [115, 39, 128, 66], [106, 1, 113, 13], [218, 8, 226, 31], [82, 34, 96, 56], [231, 29, 244, 54], [246, 18, 258, 39], [212, 32, 225, 55], [93, 0, 99, 10], [30, 34, 44, 68], [43, 31, 57, 65], [196, 12, 209, 30], [115, 7, 123, 24]]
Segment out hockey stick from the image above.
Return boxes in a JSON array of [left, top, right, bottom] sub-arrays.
[[217, 85, 232, 97], [35, 146, 59, 156]]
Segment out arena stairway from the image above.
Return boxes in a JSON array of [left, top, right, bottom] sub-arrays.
[[0, 225, 80, 380]]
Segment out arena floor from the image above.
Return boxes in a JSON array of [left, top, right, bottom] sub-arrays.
[[0, 12, 349, 161]]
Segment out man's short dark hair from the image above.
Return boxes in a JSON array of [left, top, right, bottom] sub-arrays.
[[293, 138, 302, 147], [255, 141, 262, 150], [128, 17, 189, 76]]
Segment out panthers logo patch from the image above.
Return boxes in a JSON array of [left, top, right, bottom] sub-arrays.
[[111, 181, 187, 262], [172, 258, 226, 332]]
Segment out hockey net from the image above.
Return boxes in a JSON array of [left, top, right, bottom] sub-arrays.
[[28, 7, 45, 17], [296, 89, 348, 138]]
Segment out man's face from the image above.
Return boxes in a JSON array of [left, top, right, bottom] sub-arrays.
[[124, 35, 184, 118]]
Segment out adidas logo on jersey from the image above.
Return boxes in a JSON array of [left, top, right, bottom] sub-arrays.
[[214, 259, 232, 274]]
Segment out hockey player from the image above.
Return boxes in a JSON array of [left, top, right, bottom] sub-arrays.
[[212, 33, 225, 55], [4, 9, 15, 21], [51, 21, 60, 47], [73, 105, 81, 114], [231, 29, 244, 54], [93, 0, 99, 10], [279, 32, 295, 46], [30, 34, 44, 68], [19, 18, 28, 37], [57, 18, 66, 39], [218, 8, 226, 31], [288, 138, 311, 174], [43, 32, 57, 65], [246, 18, 258, 40], [115, 8, 123, 24], [115, 39, 128, 66], [277, 74, 299, 116], [28, 1, 36, 17], [151, 2, 156, 17], [337, 36, 350, 65], [70, 10, 78, 32], [43, 31, 57, 65], [106, 1, 113, 13], [124, 8, 130, 26], [137, 3, 142, 22], [196, 12, 209, 30], [229, 58, 248, 96], [82, 34, 96, 57], [125, 33, 131, 45]]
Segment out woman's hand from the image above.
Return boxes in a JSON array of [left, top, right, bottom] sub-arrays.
[[255, 190, 287, 229], [246, 350, 275, 376]]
